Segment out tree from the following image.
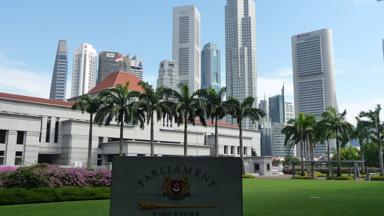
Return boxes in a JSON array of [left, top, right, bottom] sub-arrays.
[[315, 118, 334, 176], [136, 81, 174, 156], [351, 117, 371, 171], [94, 82, 144, 156], [196, 87, 227, 157], [72, 95, 103, 169], [172, 85, 207, 156], [332, 146, 360, 161], [359, 105, 383, 176], [321, 107, 353, 177], [282, 112, 315, 176], [225, 97, 265, 171]]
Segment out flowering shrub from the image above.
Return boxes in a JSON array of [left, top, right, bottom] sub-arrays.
[[0, 164, 111, 188], [0, 166, 17, 173]]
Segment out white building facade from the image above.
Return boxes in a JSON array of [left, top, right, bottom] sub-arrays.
[[71, 43, 98, 97], [225, 0, 257, 128], [0, 92, 261, 167], [172, 5, 201, 92], [156, 60, 180, 92], [292, 29, 337, 157]]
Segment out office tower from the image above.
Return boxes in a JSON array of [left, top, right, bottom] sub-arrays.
[[271, 123, 295, 157], [269, 86, 285, 124], [284, 102, 295, 123], [225, 0, 257, 128], [98, 52, 143, 83], [201, 43, 221, 91], [71, 43, 97, 97], [172, 5, 201, 92], [259, 98, 269, 119], [49, 40, 68, 100], [157, 60, 180, 92], [292, 29, 337, 157]]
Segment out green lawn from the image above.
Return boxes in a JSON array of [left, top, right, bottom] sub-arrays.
[[1, 179, 383, 216]]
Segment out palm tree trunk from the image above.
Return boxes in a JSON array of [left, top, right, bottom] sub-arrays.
[[119, 118, 124, 156], [327, 139, 331, 177], [336, 131, 341, 177], [150, 114, 154, 157], [215, 117, 218, 157], [360, 144, 365, 174], [377, 122, 383, 176], [300, 141, 304, 176], [183, 113, 188, 157], [87, 113, 93, 169], [239, 123, 245, 174]]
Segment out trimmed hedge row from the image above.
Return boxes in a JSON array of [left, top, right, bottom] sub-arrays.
[[370, 176, 384, 181], [0, 187, 110, 205]]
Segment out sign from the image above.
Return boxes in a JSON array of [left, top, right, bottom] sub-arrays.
[[106, 52, 115, 58], [110, 157, 243, 216]]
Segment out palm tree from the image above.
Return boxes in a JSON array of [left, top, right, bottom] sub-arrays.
[[225, 97, 265, 170], [136, 81, 174, 156], [359, 105, 383, 176], [316, 115, 335, 177], [94, 82, 144, 156], [321, 107, 353, 177], [282, 112, 315, 176], [72, 95, 103, 169], [351, 117, 371, 173], [196, 87, 227, 157], [172, 85, 207, 156]]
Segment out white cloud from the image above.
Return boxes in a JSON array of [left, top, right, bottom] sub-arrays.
[[0, 55, 51, 98], [258, 67, 294, 101], [339, 98, 384, 125]]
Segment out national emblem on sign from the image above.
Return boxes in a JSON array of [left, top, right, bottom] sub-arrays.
[[162, 177, 191, 200]]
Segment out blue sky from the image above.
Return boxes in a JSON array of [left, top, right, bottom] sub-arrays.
[[0, 0, 383, 122]]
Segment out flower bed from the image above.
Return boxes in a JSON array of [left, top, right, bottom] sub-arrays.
[[0, 164, 111, 188]]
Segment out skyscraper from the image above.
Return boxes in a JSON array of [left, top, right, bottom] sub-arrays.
[[49, 40, 68, 100], [292, 28, 337, 156], [172, 5, 201, 92], [269, 86, 285, 124], [71, 43, 98, 98], [98, 51, 143, 83], [284, 102, 295, 123], [201, 43, 221, 91], [157, 60, 180, 92], [225, 0, 257, 128]]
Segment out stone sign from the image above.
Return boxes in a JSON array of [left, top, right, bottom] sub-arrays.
[[110, 157, 243, 216]]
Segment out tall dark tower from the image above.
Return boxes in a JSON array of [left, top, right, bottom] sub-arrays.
[[49, 40, 68, 100]]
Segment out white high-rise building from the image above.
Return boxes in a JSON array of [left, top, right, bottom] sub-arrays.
[[225, 0, 257, 128], [172, 5, 201, 92], [292, 29, 337, 157], [284, 102, 295, 123], [157, 60, 180, 92], [71, 43, 98, 97]]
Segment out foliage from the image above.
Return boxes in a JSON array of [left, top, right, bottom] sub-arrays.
[[282, 155, 300, 166], [370, 176, 384, 181], [331, 146, 360, 161], [364, 142, 380, 166], [326, 176, 353, 180], [242, 173, 255, 179], [291, 176, 313, 179], [1, 165, 111, 188], [0, 187, 110, 205]]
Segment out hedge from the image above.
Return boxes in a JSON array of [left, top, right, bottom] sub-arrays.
[[370, 176, 384, 181], [0, 187, 110, 205], [326, 176, 353, 180]]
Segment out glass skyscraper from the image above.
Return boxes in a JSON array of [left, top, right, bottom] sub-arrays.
[[49, 40, 68, 100], [201, 43, 221, 91]]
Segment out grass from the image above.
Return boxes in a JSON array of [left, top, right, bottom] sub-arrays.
[[0, 179, 383, 216]]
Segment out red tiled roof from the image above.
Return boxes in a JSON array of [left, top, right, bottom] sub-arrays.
[[0, 92, 74, 108], [195, 119, 238, 129], [90, 71, 143, 94]]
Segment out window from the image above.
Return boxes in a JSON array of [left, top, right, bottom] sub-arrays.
[[230, 146, 234, 154], [0, 130, 6, 144], [224, 145, 228, 154], [97, 154, 102, 166], [15, 151, 23, 165], [16, 131, 25, 145], [244, 147, 247, 156], [254, 164, 260, 172], [237, 146, 240, 155], [39, 119, 43, 142], [54, 119, 59, 143], [267, 164, 271, 171], [0, 151, 4, 165], [46, 117, 51, 143], [98, 137, 103, 148]]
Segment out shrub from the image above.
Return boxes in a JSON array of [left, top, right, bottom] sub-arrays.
[[315, 171, 327, 178], [291, 176, 313, 180], [370, 176, 384, 181], [1, 164, 111, 188], [326, 176, 353, 180], [242, 173, 255, 178], [0, 187, 110, 205]]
